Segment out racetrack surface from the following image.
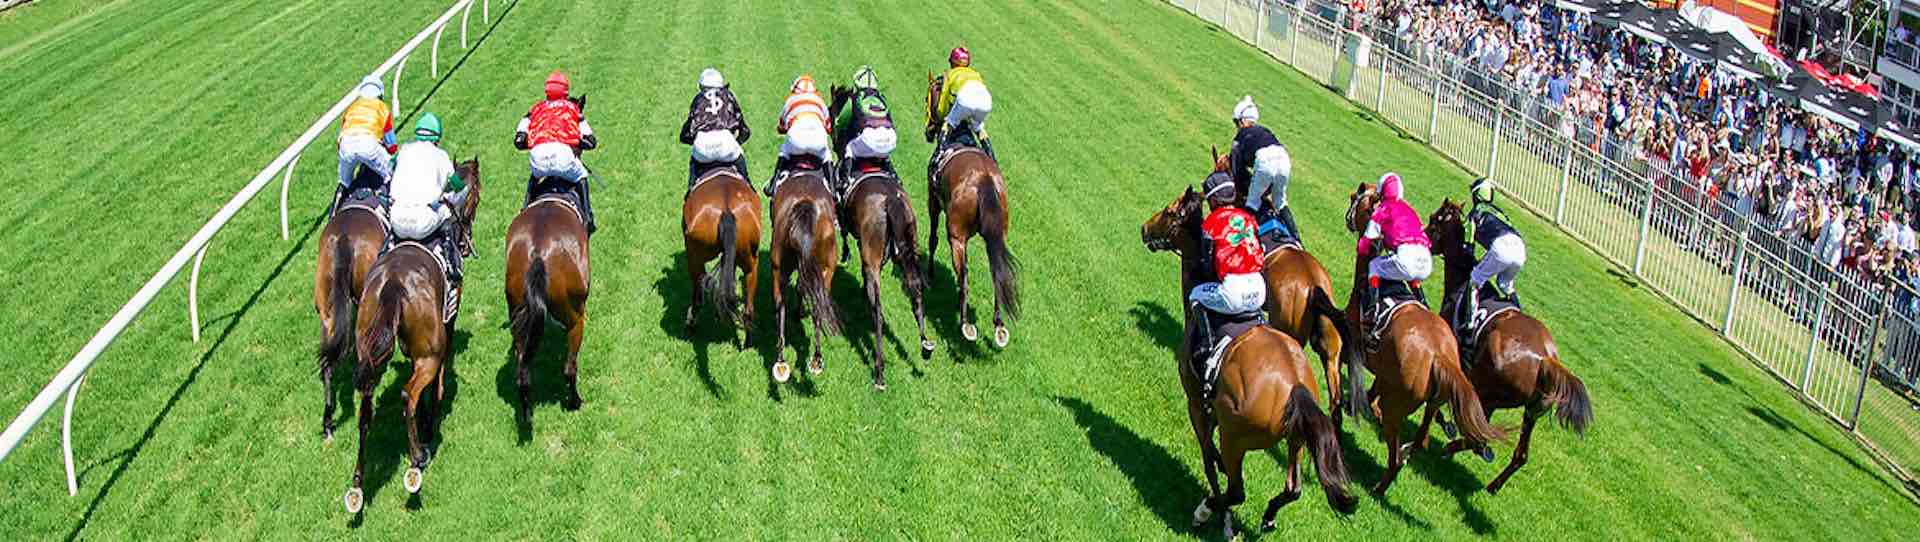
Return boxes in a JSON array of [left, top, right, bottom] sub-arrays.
[[2, 0, 1917, 538]]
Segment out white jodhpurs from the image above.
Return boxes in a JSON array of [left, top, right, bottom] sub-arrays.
[[1189, 272, 1268, 316], [337, 136, 392, 187], [845, 126, 898, 159], [1245, 145, 1292, 212], [690, 130, 744, 164], [1470, 234, 1526, 292], [1369, 244, 1434, 283], [389, 203, 449, 240], [944, 82, 993, 133], [529, 142, 589, 183]]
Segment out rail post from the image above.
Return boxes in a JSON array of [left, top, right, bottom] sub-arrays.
[[1553, 143, 1573, 224], [1632, 182, 1654, 275], [61, 375, 83, 496], [462, 2, 471, 48], [1289, 2, 1300, 65], [278, 156, 298, 241], [1849, 294, 1895, 428], [1254, 0, 1266, 50], [1375, 53, 1389, 111], [432, 26, 443, 78], [1723, 222, 1750, 331], [1486, 104, 1503, 176], [392, 56, 406, 114], [1803, 287, 1831, 390], [188, 246, 208, 343], [1427, 71, 1441, 142]]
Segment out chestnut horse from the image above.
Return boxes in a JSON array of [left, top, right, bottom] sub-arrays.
[[505, 178, 591, 430], [1426, 199, 1593, 494], [1209, 149, 1353, 426], [924, 74, 1019, 347], [1143, 187, 1357, 539], [838, 164, 934, 389], [314, 167, 390, 440], [342, 159, 481, 514], [1342, 182, 1504, 496], [682, 170, 764, 344], [769, 168, 843, 383]]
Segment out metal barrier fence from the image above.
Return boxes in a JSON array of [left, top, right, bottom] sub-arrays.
[[1167, 0, 1920, 482]]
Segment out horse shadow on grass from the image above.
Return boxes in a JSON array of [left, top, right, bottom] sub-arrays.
[[494, 315, 579, 445], [827, 261, 927, 383], [1054, 395, 1204, 533], [920, 256, 993, 362], [654, 254, 823, 402], [1696, 362, 1897, 494], [1129, 300, 1183, 351]]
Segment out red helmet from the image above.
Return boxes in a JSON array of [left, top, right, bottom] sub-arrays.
[[544, 71, 570, 100], [949, 47, 971, 67]]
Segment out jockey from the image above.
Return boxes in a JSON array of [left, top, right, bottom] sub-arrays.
[[1460, 178, 1526, 332], [333, 76, 396, 214], [680, 67, 751, 190], [1189, 172, 1267, 389], [831, 65, 900, 186], [930, 47, 995, 160], [766, 74, 832, 197], [389, 112, 469, 306], [1356, 172, 1432, 326], [515, 71, 600, 234], [1227, 96, 1297, 244]]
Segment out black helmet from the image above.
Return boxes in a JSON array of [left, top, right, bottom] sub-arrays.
[[1203, 172, 1238, 204]]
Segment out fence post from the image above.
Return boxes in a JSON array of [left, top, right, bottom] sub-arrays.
[[1849, 294, 1895, 428], [1723, 224, 1750, 331], [1375, 53, 1389, 111], [1553, 143, 1573, 224], [1486, 105, 1503, 176], [1222, 0, 1230, 29], [1803, 287, 1831, 390], [1289, 3, 1300, 65], [1255, 1, 1266, 49], [1632, 183, 1654, 275], [1427, 72, 1441, 142]]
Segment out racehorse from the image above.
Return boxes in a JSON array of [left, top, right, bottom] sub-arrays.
[[1142, 187, 1357, 539], [681, 167, 763, 345], [342, 159, 481, 514], [505, 176, 591, 429], [837, 160, 934, 390], [314, 166, 391, 440], [768, 164, 843, 383], [923, 73, 1019, 347], [1426, 199, 1593, 494], [1343, 182, 1504, 496], [1210, 149, 1354, 426]]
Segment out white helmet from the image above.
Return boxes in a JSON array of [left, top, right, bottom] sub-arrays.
[[356, 75, 384, 99], [1232, 95, 1259, 123], [699, 68, 725, 89]]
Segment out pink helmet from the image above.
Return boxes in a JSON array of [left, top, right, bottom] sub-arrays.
[[1379, 172, 1404, 202], [949, 47, 971, 67], [544, 71, 570, 100]]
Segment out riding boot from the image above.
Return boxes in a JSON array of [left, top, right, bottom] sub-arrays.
[[686, 158, 700, 191], [765, 156, 790, 197], [981, 135, 998, 162], [576, 178, 598, 235], [1459, 286, 1480, 342], [1279, 206, 1301, 245], [329, 184, 347, 217], [524, 175, 538, 207]]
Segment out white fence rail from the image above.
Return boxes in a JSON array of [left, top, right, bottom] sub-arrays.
[[0, 0, 498, 497], [1167, 0, 1920, 480]]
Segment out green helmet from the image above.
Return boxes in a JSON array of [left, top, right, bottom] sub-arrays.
[[1470, 177, 1495, 203], [414, 112, 444, 142], [852, 65, 879, 90]]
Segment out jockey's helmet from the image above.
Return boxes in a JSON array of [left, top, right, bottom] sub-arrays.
[[853, 66, 879, 90], [356, 75, 384, 99], [415, 112, 444, 143], [949, 47, 971, 67], [699, 68, 725, 89], [545, 71, 570, 100], [1471, 178, 1496, 203]]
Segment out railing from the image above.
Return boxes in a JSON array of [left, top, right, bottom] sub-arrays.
[[1168, 0, 1920, 482], [0, 0, 505, 497]]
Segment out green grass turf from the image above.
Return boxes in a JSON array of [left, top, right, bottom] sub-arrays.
[[3, 0, 1919, 538]]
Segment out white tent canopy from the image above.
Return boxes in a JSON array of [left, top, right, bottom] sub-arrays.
[[1677, 2, 1788, 75]]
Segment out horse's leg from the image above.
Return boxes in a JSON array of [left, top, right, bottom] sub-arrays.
[[1409, 397, 1441, 453], [515, 336, 534, 424], [1263, 440, 1306, 531], [1209, 443, 1249, 540], [1486, 406, 1541, 495], [344, 388, 373, 513], [925, 195, 942, 278], [808, 266, 830, 375], [684, 250, 706, 335], [563, 316, 585, 411], [772, 266, 793, 382], [428, 362, 447, 449], [401, 356, 438, 495], [866, 266, 887, 390], [951, 233, 976, 342], [1186, 397, 1221, 527], [320, 356, 337, 440], [1371, 403, 1410, 495], [1312, 322, 1345, 427], [739, 251, 762, 348]]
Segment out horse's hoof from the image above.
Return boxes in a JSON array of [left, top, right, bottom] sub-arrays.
[[343, 487, 364, 514], [1439, 420, 1459, 439], [772, 361, 792, 383], [404, 467, 424, 494], [1191, 501, 1212, 527], [1476, 446, 1495, 464], [807, 357, 824, 375], [920, 338, 936, 359], [874, 381, 887, 392], [961, 323, 980, 342], [992, 325, 1010, 348]]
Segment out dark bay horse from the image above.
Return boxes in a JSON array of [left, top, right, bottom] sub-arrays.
[[314, 167, 389, 440], [1210, 149, 1354, 426], [342, 159, 481, 514], [505, 178, 591, 430], [769, 167, 842, 383], [682, 169, 764, 344], [1143, 187, 1356, 539], [924, 74, 1019, 347], [839, 163, 933, 390], [1426, 199, 1593, 494], [1343, 182, 1504, 496]]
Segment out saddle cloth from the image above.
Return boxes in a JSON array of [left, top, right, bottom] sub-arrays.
[[337, 189, 392, 231], [527, 177, 585, 224], [1367, 280, 1428, 340], [1194, 310, 1265, 401], [691, 163, 745, 192]]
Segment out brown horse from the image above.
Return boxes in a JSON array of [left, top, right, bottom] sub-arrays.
[[1342, 182, 1504, 496], [505, 178, 591, 429], [342, 159, 481, 514], [1425, 199, 1593, 494], [314, 167, 389, 440], [682, 169, 764, 344], [1209, 149, 1354, 426], [924, 74, 1019, 347], [1142, 187, 1356, 539], [838, 163, 934, 389], [768, 167, 843, 383]]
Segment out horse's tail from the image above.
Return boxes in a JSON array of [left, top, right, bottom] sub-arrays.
[[1432, 351, 1507, 445], [791, 201, 842, 335], [704, 200, 742, 325], [885, 190, 925, 301], [976, 179, 1019, 319], [513, 258, 551, 369], [318, 239, 356, 375], [353, 280, 403, 391], [1308, 286, 1366, 420], [1539, 349, 1593, 436], [1282, 385, 1353, 509]]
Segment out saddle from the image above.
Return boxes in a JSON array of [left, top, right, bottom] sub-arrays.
[[1192, 309, 1265, 402], [336, 188, 392, 230], [771, 156, 831, 196], [526, 177, 585, 224], [1365, 279, 1428, 345], [927, 146, 988, 202], [1255, 210, 1300, 255], [1452, 285, 1523, 365], [690, 162, 747, 192], [838, 159, 898, 201]]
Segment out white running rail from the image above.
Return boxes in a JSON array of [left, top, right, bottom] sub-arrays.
[[0, 0, 491, 497]]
